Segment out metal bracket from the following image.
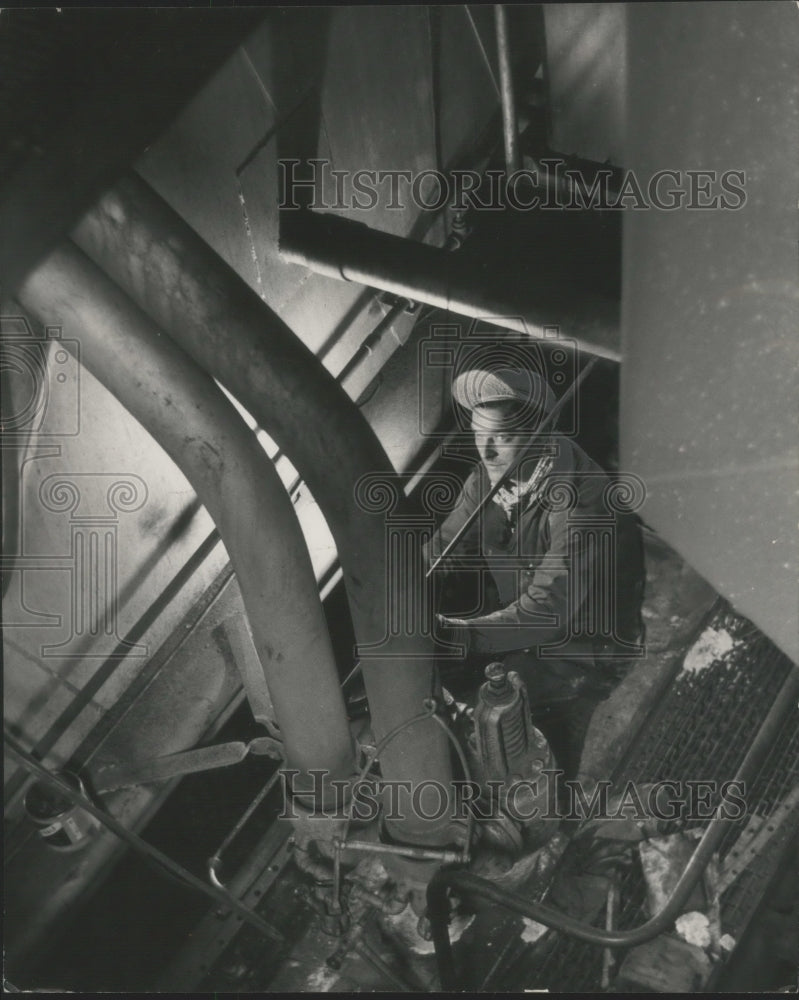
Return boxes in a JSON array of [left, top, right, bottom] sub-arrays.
[[223, 611, 281, 738], [91, 735, 283, 793]]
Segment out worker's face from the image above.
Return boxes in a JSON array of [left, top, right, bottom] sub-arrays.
[[471, 404, 529, 485]]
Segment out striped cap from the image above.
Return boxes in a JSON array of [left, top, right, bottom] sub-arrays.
[[451, 367, 556, 415]]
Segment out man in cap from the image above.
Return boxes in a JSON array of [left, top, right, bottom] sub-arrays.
[[429, 365, 644, 784]]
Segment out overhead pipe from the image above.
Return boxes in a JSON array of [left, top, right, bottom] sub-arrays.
[[16, 242, 354, 797], [495, 5, 522, 174], [71, 174, 454, 846], [278, 210, 621, 361]]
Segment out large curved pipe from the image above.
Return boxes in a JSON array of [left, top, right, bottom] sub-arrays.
[[16, 241, 354, 795], [71, 175, 453, 845]]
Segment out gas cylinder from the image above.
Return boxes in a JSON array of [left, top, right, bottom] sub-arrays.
[[473, 662, 549, 785]]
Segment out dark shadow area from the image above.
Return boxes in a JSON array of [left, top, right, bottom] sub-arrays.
[[10, 558, 357, 990]]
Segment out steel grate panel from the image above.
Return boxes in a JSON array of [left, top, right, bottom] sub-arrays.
[[719, 712, 799, 940], [491, 602, 797, 991]]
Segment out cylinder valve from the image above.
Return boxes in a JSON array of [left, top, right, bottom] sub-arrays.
[[473, 662, 549, 785]]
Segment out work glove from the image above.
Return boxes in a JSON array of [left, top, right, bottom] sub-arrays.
[[435, 613, 473, 658]]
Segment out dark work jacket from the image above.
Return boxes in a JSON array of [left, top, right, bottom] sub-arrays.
[[427, 436, 645, 701]]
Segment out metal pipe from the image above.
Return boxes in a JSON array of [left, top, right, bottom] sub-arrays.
[[495, 5, 521, 173], [207, 546, 461, 892], [347, 882, 406, 915], [4, 733, 284, 945], [336, 299, 410, 388], [71, 174, 454, 846], [16, 242, 354, 793], [0, 308, 39, 600], [278, 210, 621, 361], [601, 876, 619, 988], [208, 767, 282, 890], [343, 840, 463, 864], [427, 664, 799, 989]]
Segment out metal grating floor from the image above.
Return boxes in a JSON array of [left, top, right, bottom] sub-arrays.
[[490, 601, 798, 992]]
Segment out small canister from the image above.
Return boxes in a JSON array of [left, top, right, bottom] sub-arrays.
[[24, 771, 100, 851]]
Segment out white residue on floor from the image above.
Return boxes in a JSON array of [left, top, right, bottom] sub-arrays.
[[675, 910, 712, 948], [306, 964, 340, 992], [385, 902, 475, 955], [682, 626, 735, 674], [520, 917, 548, 943]]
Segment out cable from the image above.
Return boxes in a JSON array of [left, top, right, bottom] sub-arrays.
[[339, 696, 474, 859], [4, 732, 284, 946]]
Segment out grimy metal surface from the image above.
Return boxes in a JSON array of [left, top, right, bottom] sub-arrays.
[[279, 209, 621, 361], [620, 1, 798, 661], [0, 8, 262, 295], [16, 242, 354, 789], [71, 174, 455, 845], [490, 604, 798, 992], [2, 541, 245, 972], [428, 652, 799, 989], [157, 818, 295, 992], [495, 5, 521, 174], [91, 736, 281, 794]]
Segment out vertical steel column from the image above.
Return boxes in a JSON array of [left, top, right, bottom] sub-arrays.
[[495, 5, 521, 174], [16, 242, 354, 794]]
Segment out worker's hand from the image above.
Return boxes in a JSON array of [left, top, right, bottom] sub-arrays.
[[435, 613, 472, 657]]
